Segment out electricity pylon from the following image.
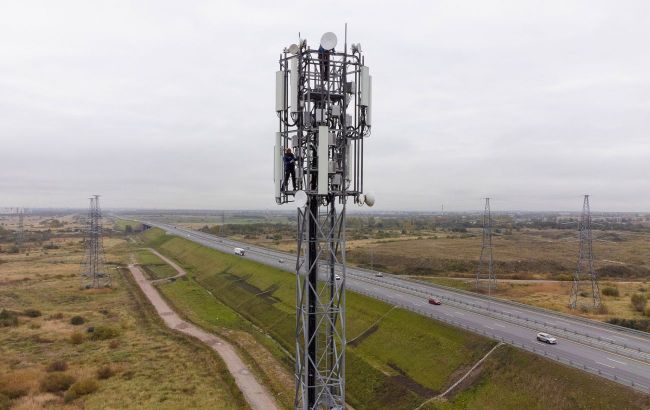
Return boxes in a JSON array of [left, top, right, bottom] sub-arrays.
[[476, 198, 496, 292], [569, 195, 600, 309], [81, 195, 110, 288], [15, 207, 25, 251]]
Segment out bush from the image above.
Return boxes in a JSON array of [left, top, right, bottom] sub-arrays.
[[96, 366, 114, 380], [89, 326, 119, 341], [70, 332, 84, 345], [40, 373, 76, 392], [70, 316, 85, 325], [631, 293, 648, 312], [0, 310, 18, 327], [608, 318, 650, 332], [0, 393, 9, 410], [64, 379, 99, 402], [46, 361, 68, 372], [108, 339, 120, 349], [602, 286, 620, 297], [23, 309, 41, 318]]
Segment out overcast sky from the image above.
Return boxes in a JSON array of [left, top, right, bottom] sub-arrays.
[[1, 1, 649, 212]]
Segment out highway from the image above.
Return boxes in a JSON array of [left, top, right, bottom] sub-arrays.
[[135, 219, 650, 394]]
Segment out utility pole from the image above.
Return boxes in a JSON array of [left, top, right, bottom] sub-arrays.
[[476, 198, 496, 293], [569, 195, 601, 309], [275, 29, 373, 410], [82, 195, 110, 289]]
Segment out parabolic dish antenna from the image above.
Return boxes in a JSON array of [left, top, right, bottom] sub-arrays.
[[320, 32, 337, 50], [287, 43, 299, 54], [364, 192, 376, 207], [294, 190, 308, 208]]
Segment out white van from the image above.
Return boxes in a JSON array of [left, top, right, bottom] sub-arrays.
[[234, 247, 245, 256]]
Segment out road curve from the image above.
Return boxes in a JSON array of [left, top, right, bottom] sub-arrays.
[[135, 220, 650, 394], [128, 263, 279, 410]]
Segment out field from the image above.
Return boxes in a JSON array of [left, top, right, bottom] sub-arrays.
[[0, 226, 246, 409], [139, 227, 650, 410]]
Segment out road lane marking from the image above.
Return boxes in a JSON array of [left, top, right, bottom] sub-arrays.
[[607, 358, 627, 365], [483, 324, 494, 330], [454, 312, 465, 316], [494, 323, 506, 328], [595, 361, 615, 369]]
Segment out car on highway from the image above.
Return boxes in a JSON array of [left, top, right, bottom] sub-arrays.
[[278, 259, 284, 264], [374, 272, 383, 277], [536, 332, 557, 344], [335, 274, 341, 280], [428, 298, 441, 305], [234, 247, 246, 256]]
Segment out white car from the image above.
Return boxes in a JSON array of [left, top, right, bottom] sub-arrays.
[[536, 332, 557, 344], [375, 272, 383, 277], [335, 274, 341, 280]]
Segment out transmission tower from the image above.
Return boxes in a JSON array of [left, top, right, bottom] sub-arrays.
[[569, 195, 600, 309], [15, 207, 25, 251], [81, 195, 110, 288], [476, 198, 496, 292], [275, 29, 373, 409]]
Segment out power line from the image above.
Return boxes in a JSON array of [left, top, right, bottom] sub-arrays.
[[476, 198, 496, 293]]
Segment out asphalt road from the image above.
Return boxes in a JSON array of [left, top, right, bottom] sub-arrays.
[[136, 219, 650, 394]]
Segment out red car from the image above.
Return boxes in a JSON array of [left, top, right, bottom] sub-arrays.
[[428, 298, 441, 305]]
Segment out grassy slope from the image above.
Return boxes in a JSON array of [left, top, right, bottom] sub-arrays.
[[135, 249, 177, 279], [141, 228, 650, 409], [0, 237, 246, 409]]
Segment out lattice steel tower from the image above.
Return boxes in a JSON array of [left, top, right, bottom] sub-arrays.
[[476, 198, 496, 292], [569, 195, 600, 309], [82, 195, 110, 288], [275, 29, 373, 410], [15, 207, 25, 251]]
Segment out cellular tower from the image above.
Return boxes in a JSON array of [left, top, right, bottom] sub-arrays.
[[275, 29, 373, 409]]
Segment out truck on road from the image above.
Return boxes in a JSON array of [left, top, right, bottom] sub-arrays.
[[234, 247, 245, 256]]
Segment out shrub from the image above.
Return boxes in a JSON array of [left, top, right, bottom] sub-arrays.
[[46, 360, 68, 372], [0, 374, 29, 399], [40, 373, 76, 393], [0, 393, 9, 410], [108, 339, 120, 349], [70, 332, 84, 345], [89, 326, 119, 341], [96, 366, 114, 380], [70, 316, 85, 325], [0, 310, 19, 327], [23, 309, 41, 318], [631, 293, 648, 312], [602, 286, 620, 297], [64, 379, 99, 402]]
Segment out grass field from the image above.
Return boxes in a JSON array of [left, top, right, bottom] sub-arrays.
[[0, 231, 247, 409], [140, 228, 650, 410], [134, 249, 177, 280]]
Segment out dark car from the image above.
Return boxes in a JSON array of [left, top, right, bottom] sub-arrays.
[[428, 298, 441, 305]]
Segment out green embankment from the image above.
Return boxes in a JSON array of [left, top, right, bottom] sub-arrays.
[[135, 249, 177, 279], [141, 228, 650, 410]]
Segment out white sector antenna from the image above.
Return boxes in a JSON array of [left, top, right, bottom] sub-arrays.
[[294, 190, 308, 208], [320, 32, 337, 50]]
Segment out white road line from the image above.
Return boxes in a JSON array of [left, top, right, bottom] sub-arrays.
[[494, 323, 506, 328], [483, 324, 494, 330], [595, 361, 616, 369], [607, 357, 627, 365], [455, 312, 465, 316]]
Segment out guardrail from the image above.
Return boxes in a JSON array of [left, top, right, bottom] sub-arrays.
[[350, 286, 650, 395]]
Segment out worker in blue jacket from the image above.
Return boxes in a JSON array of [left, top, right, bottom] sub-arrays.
[[283, 148, 297, 191]]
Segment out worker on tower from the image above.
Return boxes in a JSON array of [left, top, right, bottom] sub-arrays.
[[282, 148, 297, 191]]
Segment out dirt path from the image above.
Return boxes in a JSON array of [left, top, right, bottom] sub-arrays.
[[128, 263, 279, 410], [145, 248, 187, 283]]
